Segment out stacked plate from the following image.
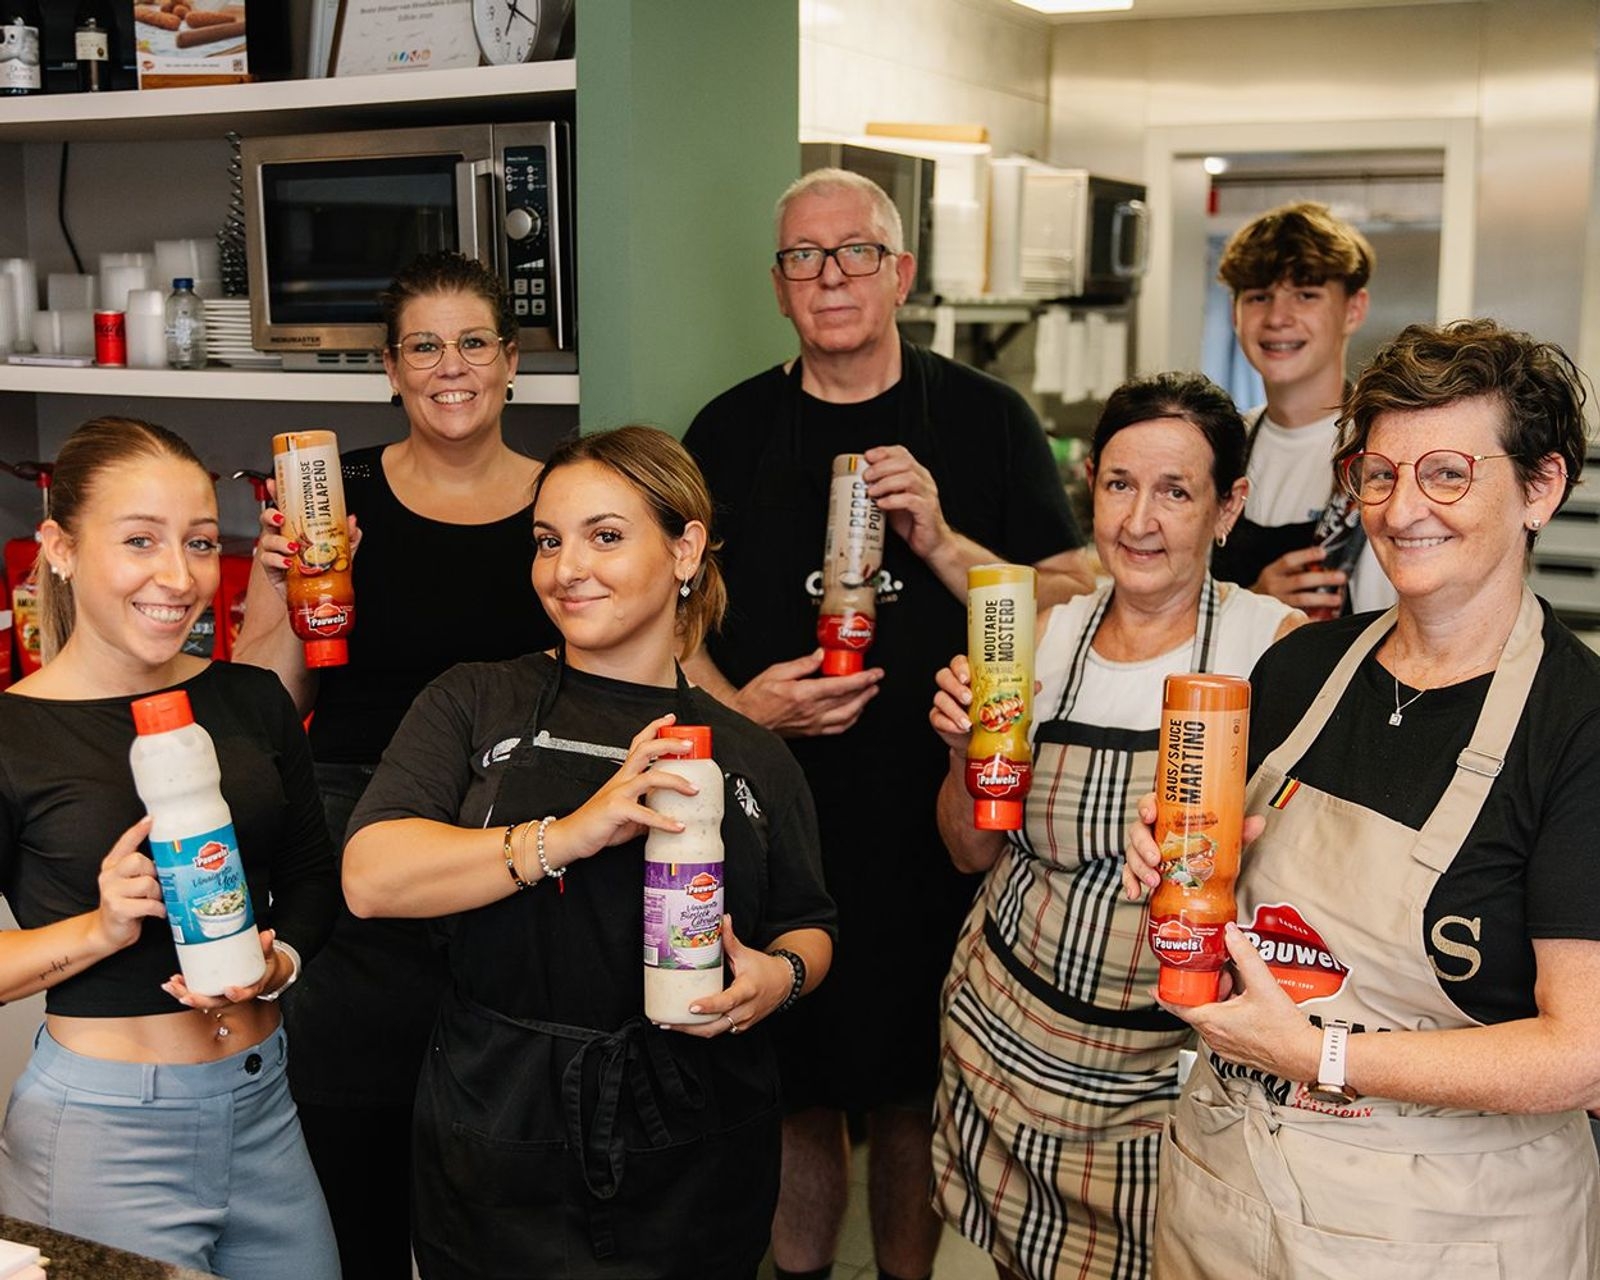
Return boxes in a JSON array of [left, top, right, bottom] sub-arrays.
[[203, 298, 281, 369]]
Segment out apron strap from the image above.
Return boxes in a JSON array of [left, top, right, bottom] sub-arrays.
[[1411, 586, 1544, 872], [1258, 606, 1397, 777]]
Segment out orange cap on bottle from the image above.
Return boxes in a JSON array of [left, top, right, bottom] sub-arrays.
[[131, 689, 195, 735], [658, 724, 713, 759], [1157, 964, 1221, 1006], [304, 639, 349, 668], [820, 648, 864, 676], [974, 798, 1023, 830]]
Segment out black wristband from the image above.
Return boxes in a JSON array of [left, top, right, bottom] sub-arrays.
[[770, 948, 806, 1013]]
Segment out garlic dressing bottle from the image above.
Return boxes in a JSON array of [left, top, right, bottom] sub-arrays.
[[643, 725, 724, 1024], [129, 689, 266, 996]]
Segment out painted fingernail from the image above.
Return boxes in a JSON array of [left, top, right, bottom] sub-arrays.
[[270, 511, 285, 526], [285, 541, 299, 553]]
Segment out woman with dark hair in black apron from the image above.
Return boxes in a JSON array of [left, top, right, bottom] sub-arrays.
[[342, 426, 836, 1279]]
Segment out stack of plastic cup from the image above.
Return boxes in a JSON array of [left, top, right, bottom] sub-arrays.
[[0, 259, 37, 353], [125, 289, 168, 369]]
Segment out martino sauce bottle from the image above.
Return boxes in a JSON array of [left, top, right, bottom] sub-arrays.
[[272, 430, 354, 668], [1146, 673, 1250, 1005], [130, 689, 267, 996], [643, 725, 725, 1025], [817, 453, 884, 675], [965, 564, 1035, 830]]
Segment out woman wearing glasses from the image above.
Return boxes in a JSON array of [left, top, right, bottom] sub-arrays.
[[233, 251, 558, 1277], [1126, 320, 1600, 1277]]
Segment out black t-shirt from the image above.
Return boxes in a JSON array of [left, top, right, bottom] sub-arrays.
[[348, 655, 836, 1027], [0, 663, 337, 1017], [308, 445, 559, 764], [1247, 604, 1600, 1024], [684, 343, 1082, 1106]]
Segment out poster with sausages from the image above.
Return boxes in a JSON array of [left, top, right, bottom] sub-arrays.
[[136, 0, 250, 86]]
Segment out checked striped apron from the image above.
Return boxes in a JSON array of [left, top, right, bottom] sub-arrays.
[[933, 579, 1222, 1280]]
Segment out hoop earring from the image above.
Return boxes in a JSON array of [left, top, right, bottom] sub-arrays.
[[1215, 531, 1228, 550], [505, 381, 515, 403]]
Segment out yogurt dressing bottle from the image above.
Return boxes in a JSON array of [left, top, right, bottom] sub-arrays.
[[643, 724, 724, 1024], [129, 689, 266, 996]]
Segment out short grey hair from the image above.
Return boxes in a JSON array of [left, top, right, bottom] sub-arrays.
[[774, 167, 905, 255]]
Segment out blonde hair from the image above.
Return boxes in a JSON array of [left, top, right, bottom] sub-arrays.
[[532, 426, 728, 658], [38, 416, 209, 662], [774, 167, 905, 254]]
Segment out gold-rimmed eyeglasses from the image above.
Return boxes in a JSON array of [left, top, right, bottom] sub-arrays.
[[392, 327, 507, 370], [1339, 449, 1513, 506]]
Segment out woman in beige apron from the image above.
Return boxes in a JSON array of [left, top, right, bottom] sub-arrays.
[[930, 373, 1301, 1280], [1125, 321, 1600, 1278]]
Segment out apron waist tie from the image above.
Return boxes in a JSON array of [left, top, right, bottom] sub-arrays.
[[455, 995, 708, 1258]]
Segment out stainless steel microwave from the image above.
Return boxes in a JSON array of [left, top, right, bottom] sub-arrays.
[[243, 122, 574, 372], [991, 162, 1148, 302]]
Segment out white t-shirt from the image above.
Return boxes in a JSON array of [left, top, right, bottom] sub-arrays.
[[1033, 581, 1297, 732], [1243, 407, 1396, 615]]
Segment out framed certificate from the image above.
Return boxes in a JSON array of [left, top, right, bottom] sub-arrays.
[[329, 0, 479, 77]]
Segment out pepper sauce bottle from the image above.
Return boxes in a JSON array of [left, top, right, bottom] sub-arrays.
[[1146, 673, 1250, 1005], [816, 453, 884, 675], [271, 430, 354, 668], [964, 564, 1035, 830]]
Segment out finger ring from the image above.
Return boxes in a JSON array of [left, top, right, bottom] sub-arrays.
[[724, 1014, 738, 1033]]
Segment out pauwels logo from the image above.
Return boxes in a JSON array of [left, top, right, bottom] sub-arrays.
[[193, 839, 232, 874], [1241, 902, 1350, 1004]]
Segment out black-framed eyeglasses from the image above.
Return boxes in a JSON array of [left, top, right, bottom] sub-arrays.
[[1339, 449, 1513, 506], [774, 242, 893, 281], [392, 327, 507, 370]]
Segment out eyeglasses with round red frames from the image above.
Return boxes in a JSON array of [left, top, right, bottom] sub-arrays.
[[1339, 449, 1513, 506]]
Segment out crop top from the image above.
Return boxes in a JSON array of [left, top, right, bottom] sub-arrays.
[[0, 662, 337, 1017]]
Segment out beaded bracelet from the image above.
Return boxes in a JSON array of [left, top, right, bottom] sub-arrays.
[[769, 948, 806, 1013], [535, 815, 566, 892], [502, 822, 533, 892]]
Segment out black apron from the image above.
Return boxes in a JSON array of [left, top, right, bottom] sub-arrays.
[[410, 657, 780, 1280], [1211, 408, 1367, 611]]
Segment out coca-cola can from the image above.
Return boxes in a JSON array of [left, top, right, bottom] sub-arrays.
[[94, 311, 127, 367]]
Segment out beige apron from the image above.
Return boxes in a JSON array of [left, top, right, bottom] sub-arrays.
[[1155, 587, 1600, 1279]]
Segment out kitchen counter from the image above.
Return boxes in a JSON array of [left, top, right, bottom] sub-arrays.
[[0, 1216, 212, 1279]]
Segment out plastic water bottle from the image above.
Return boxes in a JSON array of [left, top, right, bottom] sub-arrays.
[[164, 277, 205, 369], [129, 689, 266, 996], [643, 724, 724, 1024]]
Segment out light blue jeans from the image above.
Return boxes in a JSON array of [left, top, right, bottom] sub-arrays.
[[0, 1024, 339, 1280]]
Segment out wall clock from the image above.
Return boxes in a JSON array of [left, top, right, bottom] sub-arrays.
[[472, 0, 570, 65]]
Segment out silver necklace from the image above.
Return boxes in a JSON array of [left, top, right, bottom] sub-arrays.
[[1390, 675, 1426, 727]]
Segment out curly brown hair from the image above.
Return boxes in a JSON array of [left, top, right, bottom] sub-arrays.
[[1336, 319, 1591, 547], [1218, 201, 1374, 295]]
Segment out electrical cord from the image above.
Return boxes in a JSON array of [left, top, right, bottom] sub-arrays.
[[58, 142, 83, 275]]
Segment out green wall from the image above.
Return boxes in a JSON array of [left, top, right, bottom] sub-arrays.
[[576, 0, 799, 436]]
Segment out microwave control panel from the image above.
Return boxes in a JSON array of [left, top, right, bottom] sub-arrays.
[[503, 144, 557, 333]]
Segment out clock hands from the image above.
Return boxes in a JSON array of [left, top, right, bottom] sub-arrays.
[[504, 0, 537, 28]]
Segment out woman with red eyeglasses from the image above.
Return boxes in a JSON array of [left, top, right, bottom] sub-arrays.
[[1126, 319, 1600, 1277]]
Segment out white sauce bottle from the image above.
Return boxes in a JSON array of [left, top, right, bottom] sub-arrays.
[[129, 689, 266, 996], [643, 724, 724, 1024]]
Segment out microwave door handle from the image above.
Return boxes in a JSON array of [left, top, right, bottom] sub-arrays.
[[1111, 199, 1149, 279], [455, 158, 497, 272]]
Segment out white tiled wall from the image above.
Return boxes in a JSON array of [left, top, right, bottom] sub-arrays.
[[800, 0, 1050, 158]]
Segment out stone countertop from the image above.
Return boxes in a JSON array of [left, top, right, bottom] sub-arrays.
[[0, 1216, 213, 1279]]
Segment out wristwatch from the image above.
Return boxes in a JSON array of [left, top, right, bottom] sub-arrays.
[[1306, 1019, 1360, 1105]]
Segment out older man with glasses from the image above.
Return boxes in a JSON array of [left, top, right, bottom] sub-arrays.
[[682, 169, 1093, 1280]]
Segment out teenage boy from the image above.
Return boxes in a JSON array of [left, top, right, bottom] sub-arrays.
[[1212, 201, 1396, 616]]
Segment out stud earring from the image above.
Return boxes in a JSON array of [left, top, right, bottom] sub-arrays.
[[389, 391, 401, 407], [1529, 518, 1543, 531], [505, 381, 516, 403]]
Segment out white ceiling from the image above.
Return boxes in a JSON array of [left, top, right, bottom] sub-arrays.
[[1002, 0, 1480, 21]]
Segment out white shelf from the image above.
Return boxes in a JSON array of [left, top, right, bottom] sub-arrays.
[[0, 365, 579, 405], [0, 61, 576, 143]]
